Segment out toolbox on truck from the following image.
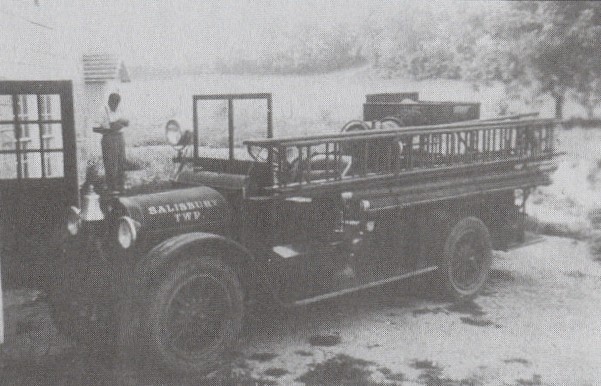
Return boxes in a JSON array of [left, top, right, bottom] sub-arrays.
[[363, 92, 480, 125]]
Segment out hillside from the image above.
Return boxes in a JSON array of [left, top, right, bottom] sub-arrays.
[[114, 68, 569, 148], [528, 127, 601, 241]]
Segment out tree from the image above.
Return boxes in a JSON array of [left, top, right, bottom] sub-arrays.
[[465, 2, 601, 119], [568, 5, 601, 119], [214, 21, 367, 75], [573, 75, 601, 119]]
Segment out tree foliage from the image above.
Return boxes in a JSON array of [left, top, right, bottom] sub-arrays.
[[480, 2, 601, 118], [211, 2, 601, 118], [215, 23, 366, 75], [373, 2, 601, 118]]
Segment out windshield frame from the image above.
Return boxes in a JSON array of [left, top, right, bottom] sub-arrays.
[[192, 93, 273, 162]]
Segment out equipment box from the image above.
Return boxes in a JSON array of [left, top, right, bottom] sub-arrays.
[[363, 92, 480, 125]]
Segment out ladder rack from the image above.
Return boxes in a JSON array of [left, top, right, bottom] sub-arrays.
[[244, 118, 560, 194]]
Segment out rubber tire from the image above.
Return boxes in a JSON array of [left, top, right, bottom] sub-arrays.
[[440, 217, 492, 301], [141, 256, 244, 375]]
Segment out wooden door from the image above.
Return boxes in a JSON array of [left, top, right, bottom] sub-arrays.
[[0, 81, 77, 288]]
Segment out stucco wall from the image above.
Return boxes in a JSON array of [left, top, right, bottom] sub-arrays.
[[0, 0, 99, 183], [0, 0, 79, 81]]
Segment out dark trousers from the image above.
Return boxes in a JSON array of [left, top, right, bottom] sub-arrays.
[[101, 132, 126, 192]]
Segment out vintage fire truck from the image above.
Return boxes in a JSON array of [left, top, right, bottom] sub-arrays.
[[51, 93, 559, 374]]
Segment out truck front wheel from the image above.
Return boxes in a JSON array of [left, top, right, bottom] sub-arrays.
[[142, 256, 244, 375], [441, 217, 492, 301]]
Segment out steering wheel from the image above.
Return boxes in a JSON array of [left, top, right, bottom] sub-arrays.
[[288, 152, 318, 183], [248, 145, 269, 162], [246, 145, 301, 184]]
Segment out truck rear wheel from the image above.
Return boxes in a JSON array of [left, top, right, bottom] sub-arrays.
[[141, 256, 244, 375], [441, 217, 492, 300]]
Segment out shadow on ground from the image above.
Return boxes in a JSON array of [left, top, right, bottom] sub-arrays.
[[0, 281, 428, 385]]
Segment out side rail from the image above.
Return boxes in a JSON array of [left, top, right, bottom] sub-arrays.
[[245, 119, 559, 192]]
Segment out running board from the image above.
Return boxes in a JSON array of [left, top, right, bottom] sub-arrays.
[[294, 266, 438, 306]]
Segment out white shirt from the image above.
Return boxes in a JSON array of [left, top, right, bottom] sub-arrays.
[[94, 105, 126, 131]]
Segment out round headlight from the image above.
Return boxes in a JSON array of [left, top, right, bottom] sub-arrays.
[[66, 206, 81, 236], [117, 216, 137, 249], [165, 119, 182, 147], [514, 189, 525, 207], [360, 200, 371, 211]]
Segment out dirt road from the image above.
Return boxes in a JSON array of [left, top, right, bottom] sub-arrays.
[[2, 236, 601, 385]]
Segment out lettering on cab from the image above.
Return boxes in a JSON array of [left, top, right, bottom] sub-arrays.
[[146, 200, 219, 223]]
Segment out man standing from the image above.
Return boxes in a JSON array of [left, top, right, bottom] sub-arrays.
[[94, 93, 129, 193]]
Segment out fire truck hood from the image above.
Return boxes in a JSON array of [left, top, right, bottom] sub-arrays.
[[114, 186, 230, 236]]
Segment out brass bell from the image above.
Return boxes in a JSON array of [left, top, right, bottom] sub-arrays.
[[80, 184, 105, 222]]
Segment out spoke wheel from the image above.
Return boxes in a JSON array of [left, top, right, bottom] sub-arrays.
[[143, 256, 244, 375], [165, 275, 229, 356], [442, 217, 492, 300]]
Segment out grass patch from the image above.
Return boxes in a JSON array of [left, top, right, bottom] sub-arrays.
[[412, 307, 449, 316], [263, 368, 288, 378], [294, 350, 313, 357], [562, 118, 601, 129], [378, 367, 406, 382], [460, 316, 497, 327], [296, 354, 375, 385], [410, 360, 481, 386], [447, 301, 485, 317], [564, 270, 587, 278], [248, 352, 278, 362], [410, 359, 441, 371], [488, 269, 516, 283], [503, 358, 530, 365], [123, 157, 150, 172], [589, 230, 601, 262], [516, 374, 543, 386], [132, 135, 168, 147], [524, 215, 589, 240], [308, 334, 341, 347]]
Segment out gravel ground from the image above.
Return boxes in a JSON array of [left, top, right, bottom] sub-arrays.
[[1, 236, 600, 385]]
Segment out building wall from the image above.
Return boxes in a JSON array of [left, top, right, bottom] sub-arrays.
[[0, 251, 3, 344], [0, 0, 96, 182], [81, 82, 108, 165], [0, 1, 81, 303], [0, 0, 78, 81]]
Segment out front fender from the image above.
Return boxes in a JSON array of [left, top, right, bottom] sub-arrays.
[[116, 232, 275, 349], [132, 232, 280, 309], [134, 232, 255, 288]]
